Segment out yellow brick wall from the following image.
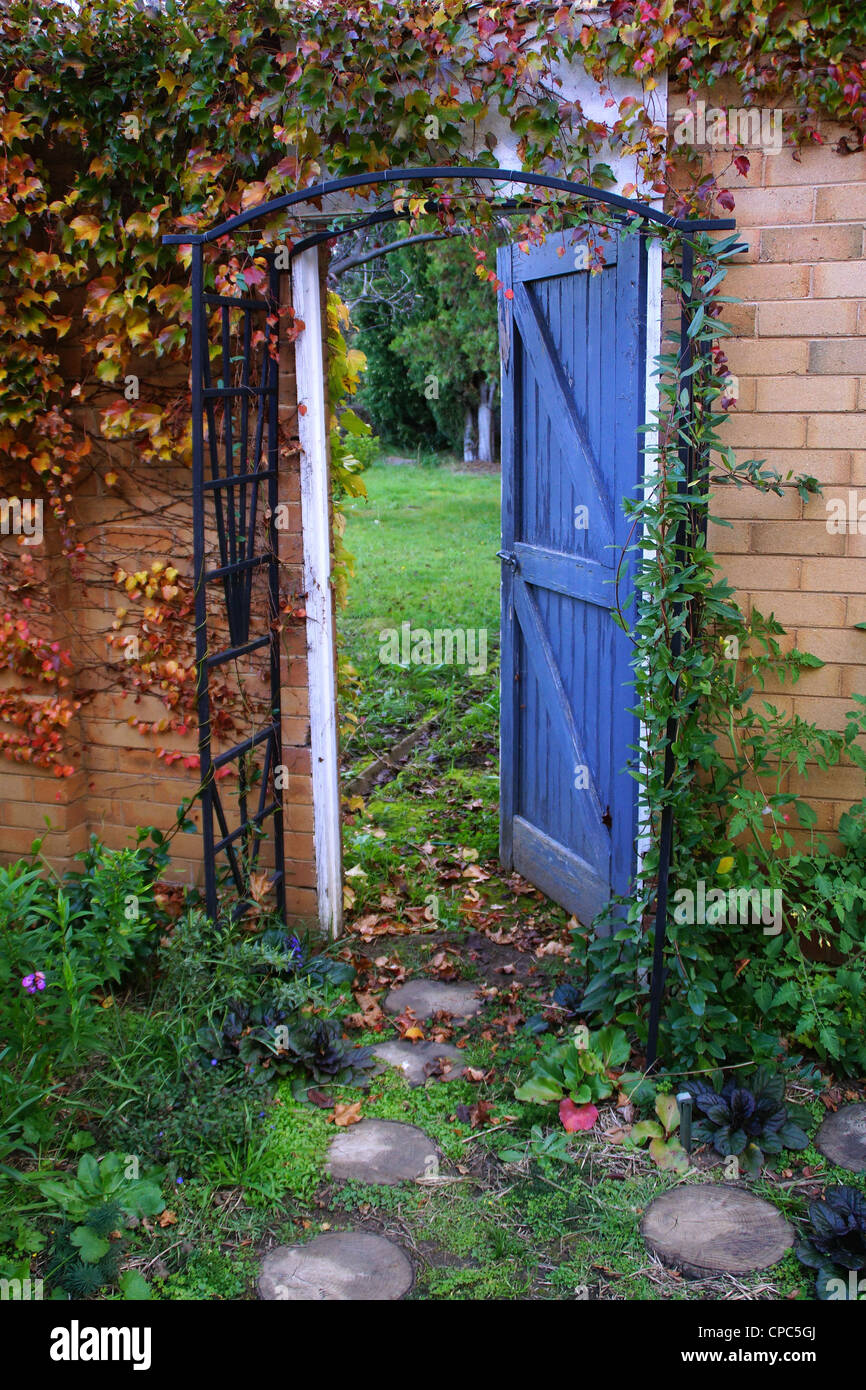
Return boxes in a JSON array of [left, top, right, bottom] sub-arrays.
[[671, 87, 866, 847]]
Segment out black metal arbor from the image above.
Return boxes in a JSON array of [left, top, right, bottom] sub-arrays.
[[163, 167, 734, 1065]]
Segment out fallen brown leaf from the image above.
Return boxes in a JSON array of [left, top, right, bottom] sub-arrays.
[[345, 990, 385, 1031], [332, 1101, 363, 1127], [462, 1066, 488, 1083], [248, 870, 273, 904], [470, 1099, 495, 1129], [394, 1008, 425, 1041], [534, 940, 570, 958], [604, 1125, 631, 1145]]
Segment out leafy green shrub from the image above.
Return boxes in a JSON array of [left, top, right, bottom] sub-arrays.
[[97, 912, 365, 1180], [796, 1186, 866, 1300], [29, 1152, 165, 1299], [581, 783, 866, 1074], [683, 1067, 809, 1174], [0, 1048, 57, 1177], [347, 430, 380, 471], [514, 1026, 629, 1106], [156, 912, 314, 1023], [0, 831, 166, 1072], [196, 1009, 374, 1086], [61, 831, 168, 976]]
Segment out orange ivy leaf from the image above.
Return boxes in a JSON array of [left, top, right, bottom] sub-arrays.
[[1, 111, 31, 142], [240, 181, 269, 209], [69, 215, 100, 246]]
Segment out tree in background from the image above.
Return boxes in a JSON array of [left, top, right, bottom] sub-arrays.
[[334, 231, 502, 463]]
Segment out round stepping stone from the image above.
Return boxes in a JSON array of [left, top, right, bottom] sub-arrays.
[[384, 979, 481, 1020], [816, 1104, 866, 1172], [259, 1231, 412, 1301], [373, 1039, 465, 1086], [641, 1184, 794, 1277], [326, 1119, 437, 1185]]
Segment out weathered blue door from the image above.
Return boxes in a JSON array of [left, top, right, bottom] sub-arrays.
[[497, 228, 644, 925]]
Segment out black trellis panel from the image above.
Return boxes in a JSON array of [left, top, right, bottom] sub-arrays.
[[190, 247, 286, 923]]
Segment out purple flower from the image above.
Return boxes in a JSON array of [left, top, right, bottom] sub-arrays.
[[21, 972, 46, 994]]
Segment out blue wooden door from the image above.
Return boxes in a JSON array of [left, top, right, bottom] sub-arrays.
[[497, 228, 644, 925]]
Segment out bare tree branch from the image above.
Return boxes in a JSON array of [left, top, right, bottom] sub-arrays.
[[329, 228, 468, 278]]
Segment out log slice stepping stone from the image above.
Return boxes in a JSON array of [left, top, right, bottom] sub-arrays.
[[816, 1103, 866, 1172], [326, 1119, 438, 1185], [372, 1039, 465, 1086], [384, 979, 481, 1020], [641, 1183, 794, 1277], [258, 1231, 412, 1301]]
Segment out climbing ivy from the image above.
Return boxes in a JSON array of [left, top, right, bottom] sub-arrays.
[[1, 1, 865, 1008], [581, 227, 866, 1072], [1, 0, 863, 770]]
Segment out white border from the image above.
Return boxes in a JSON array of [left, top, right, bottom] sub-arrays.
[[292, 247, 343, 939]]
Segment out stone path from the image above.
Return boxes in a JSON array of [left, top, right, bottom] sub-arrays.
[[384, 978, 481, 1020], [259, 1231, 413, 1301], [815, 1103, 866, 1172], [325, 1118, 438, 1185], [372, 1038, 465, 1086], [641, 1184, 794, 1278], [257, 972, 469, 1299], [257, 938, 866, 1299]]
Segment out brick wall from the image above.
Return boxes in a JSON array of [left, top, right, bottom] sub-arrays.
[[671, 85, 866, 847], [0, 226, 325, 926]]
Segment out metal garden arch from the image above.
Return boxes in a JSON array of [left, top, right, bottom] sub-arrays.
[[163, 168, 734, 1066]]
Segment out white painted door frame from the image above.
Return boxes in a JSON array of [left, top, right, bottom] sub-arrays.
[[292, 247, 343, 939]]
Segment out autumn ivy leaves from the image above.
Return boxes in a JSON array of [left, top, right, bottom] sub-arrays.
[[0, 0, 862, 789]]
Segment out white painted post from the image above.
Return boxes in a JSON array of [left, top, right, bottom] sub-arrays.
[[636, 75, 668, 876], [291, 246, 343, 939], [636, 232, 664, 875]]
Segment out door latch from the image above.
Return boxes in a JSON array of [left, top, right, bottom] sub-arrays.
[[496, 549, 518, 572]]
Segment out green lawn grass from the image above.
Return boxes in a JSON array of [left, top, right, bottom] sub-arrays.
[[338, 459, 501, 767]]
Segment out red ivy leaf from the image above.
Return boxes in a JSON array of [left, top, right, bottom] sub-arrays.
[[559, 1099, 599, 1132]]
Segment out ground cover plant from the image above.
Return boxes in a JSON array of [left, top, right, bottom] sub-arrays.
[[796, 1185, 866, 1300], [0, 837, 371, 1297]]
